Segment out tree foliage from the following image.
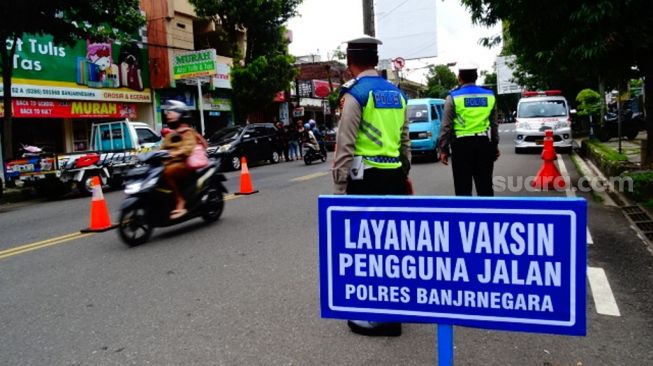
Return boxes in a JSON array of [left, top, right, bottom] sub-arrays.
[[425, 65, 458, 99], [0, 0, 145, 158], [460, 0, 653, 163], [575, 89, 602, 117], [230, 54, 296, 121], [189, 0, 301, 121]]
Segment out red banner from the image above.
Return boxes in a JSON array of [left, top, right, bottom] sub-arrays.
[[1, 99, 137, 119]]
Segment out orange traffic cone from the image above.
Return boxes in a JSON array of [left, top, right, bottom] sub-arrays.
[[235, 157, 258, 195], [81, 176, 117, 233], [531, 130, 566, 190]]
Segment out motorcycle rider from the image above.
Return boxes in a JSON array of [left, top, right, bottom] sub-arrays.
[[160, 100, 207, 219], [300, 122, 321, 157], [308, 119, 327, 155]]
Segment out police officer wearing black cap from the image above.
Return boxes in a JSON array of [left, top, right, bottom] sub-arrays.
[[438, 62, 499, 196], [332, 35, 411, 337]]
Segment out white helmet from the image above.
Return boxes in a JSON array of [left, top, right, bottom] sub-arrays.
[[161, 100, 190, 115]]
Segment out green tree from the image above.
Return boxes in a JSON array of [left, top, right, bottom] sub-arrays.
[[461, 0, 653, 163], [0, 0, 145, 159], [190, 0, 301, 121], [425, 65, 458, 99]]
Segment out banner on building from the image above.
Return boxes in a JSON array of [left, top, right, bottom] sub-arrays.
[[1, 99, 137, 119], [0, 34, 151, 103], [212, 56, 233, 89]]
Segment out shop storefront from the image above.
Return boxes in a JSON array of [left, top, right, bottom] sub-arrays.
[[292, 79, 338, 128], [0, 34, 152, 156], [153, 52, 234, 137]]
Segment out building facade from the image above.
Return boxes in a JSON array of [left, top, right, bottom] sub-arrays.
[[0, 33, 153, 156], [141, 0, 244, 137]]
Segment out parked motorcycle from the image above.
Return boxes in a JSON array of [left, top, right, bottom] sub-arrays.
[[302, 142, 327, 165], [596, 99, 644, 142], [117, 151, 227, 246]]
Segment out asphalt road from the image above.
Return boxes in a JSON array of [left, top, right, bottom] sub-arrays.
[[1, 124, 652, 365]]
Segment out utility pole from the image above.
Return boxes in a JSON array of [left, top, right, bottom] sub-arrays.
[[363, 0, 375, 36]]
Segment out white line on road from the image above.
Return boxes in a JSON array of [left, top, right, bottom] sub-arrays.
[[587, 227, 594, 245], [587, 267, 621, 316], [556, 154, 574, 198]]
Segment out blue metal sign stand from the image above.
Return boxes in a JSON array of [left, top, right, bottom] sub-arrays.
[[437, 324, 453, 366]]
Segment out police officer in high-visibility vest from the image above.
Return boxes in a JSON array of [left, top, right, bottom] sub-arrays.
[[438, 62, 499, 196], [332, 35, 411, 337]]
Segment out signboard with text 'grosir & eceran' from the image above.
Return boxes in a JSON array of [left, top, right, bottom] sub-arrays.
[[319, 196, 587, 336]]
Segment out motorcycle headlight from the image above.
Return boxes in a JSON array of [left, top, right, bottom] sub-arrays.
[[217, 144, 232, 153], [124, 182, 142, 194]]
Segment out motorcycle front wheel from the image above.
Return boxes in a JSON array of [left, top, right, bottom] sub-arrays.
[[118, 204, 152, 247], [304, 155, 312, 165]]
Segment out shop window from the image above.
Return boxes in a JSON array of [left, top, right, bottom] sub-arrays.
[[73, 121, 90, 151]]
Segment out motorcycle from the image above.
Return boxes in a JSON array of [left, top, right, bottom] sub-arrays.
[[302, 142, 327, 165], [117, 151, 227, 247]]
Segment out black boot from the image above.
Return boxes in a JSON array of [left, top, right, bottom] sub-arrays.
[[347, 321, 402, 337]]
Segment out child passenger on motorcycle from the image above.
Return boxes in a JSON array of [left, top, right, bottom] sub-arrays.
[[161, 100, 207, 219]]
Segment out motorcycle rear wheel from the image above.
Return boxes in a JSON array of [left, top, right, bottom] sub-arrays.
[[202, 187, 224, 223], [304, 155, 311, 165], [118, 204, 152, 247]]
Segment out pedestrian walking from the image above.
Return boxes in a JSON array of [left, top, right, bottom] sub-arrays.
[[331, 35, 411, 337], [438, 62, 499, 196]]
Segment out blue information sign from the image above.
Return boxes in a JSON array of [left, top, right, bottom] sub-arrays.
[[319, 196, 587, 336]]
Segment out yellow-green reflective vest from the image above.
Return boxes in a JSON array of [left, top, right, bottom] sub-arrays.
[[450, 85, 496, 137]]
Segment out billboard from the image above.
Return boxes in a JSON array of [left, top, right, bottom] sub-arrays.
[[496, 55, 523, 95], [0, 34, 151, 103], [375, 0, 438, 60]]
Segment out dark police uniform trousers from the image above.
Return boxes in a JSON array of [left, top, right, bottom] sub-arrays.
[[346, 167, 408, 195], [451, 135, 495, 196]]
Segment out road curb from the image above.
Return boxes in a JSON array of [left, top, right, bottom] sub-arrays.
[[573, 152, 653, 249]]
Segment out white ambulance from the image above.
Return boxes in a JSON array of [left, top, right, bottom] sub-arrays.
[[514, 90, 574, 154]]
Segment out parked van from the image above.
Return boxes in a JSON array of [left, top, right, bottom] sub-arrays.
[[407, 98, 445, 161]]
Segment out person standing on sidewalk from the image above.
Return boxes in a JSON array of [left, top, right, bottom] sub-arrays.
[[287, 122, 300, 161], [331, 35, 411, 337], [275, 122, 289, 162], [438, 62, 499, 196]]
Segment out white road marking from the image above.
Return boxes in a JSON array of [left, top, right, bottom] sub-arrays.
[[587, 227, 594, 245], [556, 154, 575, 198], [587, 267, 621, 316]]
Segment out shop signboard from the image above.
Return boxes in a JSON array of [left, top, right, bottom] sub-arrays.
[[201, 94, 232, 111], [173, 49, 217, 80], [0, 34, 151, 103], [0, 98, 137, 119], [292, 107, 305, 117]]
